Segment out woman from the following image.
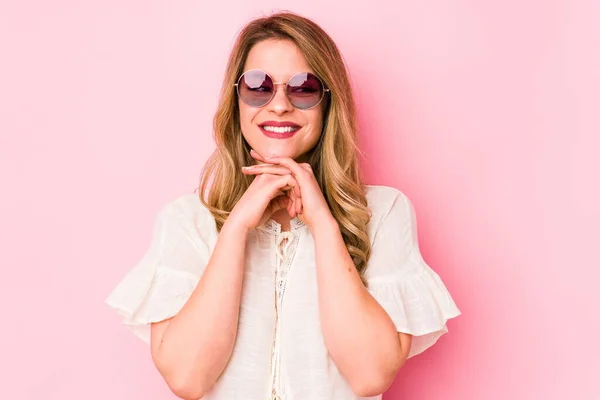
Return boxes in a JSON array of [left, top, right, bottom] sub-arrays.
[[105, 11, 461, 400]]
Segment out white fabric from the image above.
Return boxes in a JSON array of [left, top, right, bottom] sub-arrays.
[[105, 185, 461, 400]]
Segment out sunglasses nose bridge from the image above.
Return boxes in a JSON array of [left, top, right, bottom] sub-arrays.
[[271, 81, 288, 95], [267, 82, 294, 111]]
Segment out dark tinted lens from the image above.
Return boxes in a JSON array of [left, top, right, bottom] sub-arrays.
[[287, 73, 324, 109], [237, 70, 274, 107]]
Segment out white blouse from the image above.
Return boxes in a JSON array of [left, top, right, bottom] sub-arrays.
[[105, 185, 461, 400]]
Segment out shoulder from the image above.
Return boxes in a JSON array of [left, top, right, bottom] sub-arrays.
[[363, 184, 415, 238], [364, 184, 413, 219], [364, 184, 407, 209]]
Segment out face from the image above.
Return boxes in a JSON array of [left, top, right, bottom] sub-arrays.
[[238, 39, 326, 162]]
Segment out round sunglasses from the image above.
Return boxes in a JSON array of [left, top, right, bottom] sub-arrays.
[[234, 69, 330, 110]]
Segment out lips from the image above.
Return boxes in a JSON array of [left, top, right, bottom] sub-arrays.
[[259, 120, 301, 139]]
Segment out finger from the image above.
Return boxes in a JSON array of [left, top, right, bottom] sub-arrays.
[[300, 163, 313, 173], [243, 162, 301, 198], [287, 196, 295, 218], [264, 156, 308, 183], [244, 163, 272, 168], [266, 176, 301, 199], [242, 165, 292, 176], [295, 195, 302, 216], [288, 187, 299, 217], [274, 173, 301, 199], [277, 194, 291, 211], [284, 174, 302, 200], [269, 194, 290, 214], [279, 184, 300, 198], [262, 157, 309, 201], [271, 174, 299, 199]]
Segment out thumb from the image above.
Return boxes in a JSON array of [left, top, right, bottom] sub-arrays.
[[267, 194, 291, 215]]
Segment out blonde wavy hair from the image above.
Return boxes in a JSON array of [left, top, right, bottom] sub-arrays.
[[198, 11, 373, 285]]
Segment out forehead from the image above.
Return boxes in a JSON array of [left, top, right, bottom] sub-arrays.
[[243, 39, 314, 81]]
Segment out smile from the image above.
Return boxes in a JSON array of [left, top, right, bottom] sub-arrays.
[[258, 121, 302, 139], [262, 126, 299, 133]]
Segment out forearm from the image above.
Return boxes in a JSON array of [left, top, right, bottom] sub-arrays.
[[312, 218, 403, 395], [156, 220, 248, 397]]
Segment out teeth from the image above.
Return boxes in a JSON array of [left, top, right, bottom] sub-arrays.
[[262, 126, 299, 133]]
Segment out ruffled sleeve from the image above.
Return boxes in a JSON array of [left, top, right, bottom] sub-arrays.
[[104, 195, 213, 345], [364, 187, 461, 358]]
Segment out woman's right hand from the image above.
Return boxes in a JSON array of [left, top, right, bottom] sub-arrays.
[[227, 165, 301, 231]]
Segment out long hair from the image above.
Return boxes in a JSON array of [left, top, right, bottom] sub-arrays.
[[198, 11, 372, 286]]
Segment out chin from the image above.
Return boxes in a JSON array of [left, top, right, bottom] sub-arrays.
[[262, 149, 301, 159]]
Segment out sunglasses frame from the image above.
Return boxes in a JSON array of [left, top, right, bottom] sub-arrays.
[[234, 69, 330, 110]]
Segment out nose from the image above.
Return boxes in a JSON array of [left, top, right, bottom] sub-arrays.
[[266, 85, 294, 115]]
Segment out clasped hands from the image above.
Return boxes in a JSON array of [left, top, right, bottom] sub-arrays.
[[242, 149, 331, 229]]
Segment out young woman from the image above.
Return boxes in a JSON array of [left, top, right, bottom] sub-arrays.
[[105, 11, 461, 400]]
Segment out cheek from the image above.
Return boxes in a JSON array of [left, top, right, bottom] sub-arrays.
[[307, 108, 325, 133], [239, 102, 256, 132]]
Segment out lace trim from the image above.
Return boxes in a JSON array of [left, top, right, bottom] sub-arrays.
[[269, 227, 301, 399], [259, 217, 305, 234], [275, 232, 300, 307]]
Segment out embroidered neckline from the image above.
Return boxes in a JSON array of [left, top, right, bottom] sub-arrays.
[[258, 217, 305, 234]]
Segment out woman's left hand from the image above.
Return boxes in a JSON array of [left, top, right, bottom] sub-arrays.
[[242, 149, 333, 229]]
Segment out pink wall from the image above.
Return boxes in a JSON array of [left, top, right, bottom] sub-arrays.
[[1, 1, 598, 399]]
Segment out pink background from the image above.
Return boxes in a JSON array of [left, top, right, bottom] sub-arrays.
[[1, 1, 598, 399]]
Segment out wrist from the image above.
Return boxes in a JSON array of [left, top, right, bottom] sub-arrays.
[[221, 216, 250, 237], [309, 213, 339, 237]]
